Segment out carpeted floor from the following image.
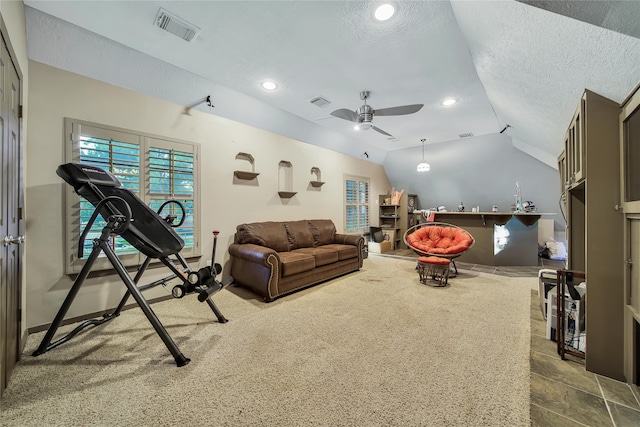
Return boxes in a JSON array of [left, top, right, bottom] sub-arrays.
[[0, 256, 536, 426]]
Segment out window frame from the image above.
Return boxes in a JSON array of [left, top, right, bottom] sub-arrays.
[[344, 174, 370, 234], [63, 118, 201, 274]]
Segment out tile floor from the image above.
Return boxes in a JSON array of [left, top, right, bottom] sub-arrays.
[[382, 251, 640, 426]]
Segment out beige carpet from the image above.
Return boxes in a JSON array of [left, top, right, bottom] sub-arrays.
[[1, 256, 535, 426]]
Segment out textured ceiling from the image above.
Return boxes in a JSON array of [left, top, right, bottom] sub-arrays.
[[23, 0, 640, 166]]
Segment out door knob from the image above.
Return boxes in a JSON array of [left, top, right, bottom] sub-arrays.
[[3, 235, 25, 246]]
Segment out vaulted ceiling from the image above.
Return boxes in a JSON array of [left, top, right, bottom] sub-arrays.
[[23, 1, 640, 166]]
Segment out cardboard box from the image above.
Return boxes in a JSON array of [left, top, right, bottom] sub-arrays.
[[368, 240, 392, 254]]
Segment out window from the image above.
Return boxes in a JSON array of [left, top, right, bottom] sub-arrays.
[[344, 176, 370, 234], [63, 118, 200, 273]]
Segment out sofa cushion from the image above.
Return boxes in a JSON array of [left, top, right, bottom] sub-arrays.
[[293, 247, 339, 267], [320, 244, 359, 260], [308, 219, 336, 246], [236, 221, 290, 252], [278, 251, 315, 277], [285, 220, 315, 250]]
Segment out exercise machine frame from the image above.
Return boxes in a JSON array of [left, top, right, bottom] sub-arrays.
[[32, 163, 231, 366]]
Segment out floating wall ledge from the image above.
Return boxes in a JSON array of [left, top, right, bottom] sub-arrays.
[[234, 171, 260, 180], [234, 152, 259, 180], [278, 191, 297, 199], [310, 167, 324, 187]]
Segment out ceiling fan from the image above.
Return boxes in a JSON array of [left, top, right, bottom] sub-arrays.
[[330, 91, 424, 137]]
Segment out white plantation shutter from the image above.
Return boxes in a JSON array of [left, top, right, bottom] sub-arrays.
[[64, 118, 200, 273], [79, 135, 141, 257], [147, 140, 197, 254], [345, 176, 370, 233]]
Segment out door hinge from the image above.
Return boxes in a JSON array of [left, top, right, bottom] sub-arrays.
[[17, 308, 22, 320], [18, 105, 23, 118], [18, 207, 23, 220]]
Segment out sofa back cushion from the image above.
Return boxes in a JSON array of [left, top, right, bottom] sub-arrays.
[[308, 219, 336, 246], [285, 220, 315, 250], [235, 221, 290, 252]]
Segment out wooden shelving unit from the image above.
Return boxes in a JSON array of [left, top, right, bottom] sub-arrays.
[[378, 193, 408, 250], [559, 89, 623, 380], [620, 83, 640, 386]]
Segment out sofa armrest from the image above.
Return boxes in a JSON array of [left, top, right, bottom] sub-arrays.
[[228, 243, 279, 265], [334, 234, 364, 246]]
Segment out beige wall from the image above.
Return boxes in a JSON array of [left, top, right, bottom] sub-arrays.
[[26, 61, 391, 329]]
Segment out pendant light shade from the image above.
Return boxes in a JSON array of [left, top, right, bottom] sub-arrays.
[[417, 139, 430, 172]]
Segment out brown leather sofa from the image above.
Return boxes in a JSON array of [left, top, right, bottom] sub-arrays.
[[228, 219, 364, 301]]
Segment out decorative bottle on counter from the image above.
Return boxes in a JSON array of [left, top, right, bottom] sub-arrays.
[[458, 202, 464, 212]]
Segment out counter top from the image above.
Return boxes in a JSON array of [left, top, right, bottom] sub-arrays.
[[414, 211, 555, 226]]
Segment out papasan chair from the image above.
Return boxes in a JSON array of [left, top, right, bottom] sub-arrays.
[[403, 222, 475, 276]]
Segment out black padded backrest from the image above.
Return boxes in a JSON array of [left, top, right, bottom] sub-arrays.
[[58, 163, 184, 258], [57, 163, 121, 190]]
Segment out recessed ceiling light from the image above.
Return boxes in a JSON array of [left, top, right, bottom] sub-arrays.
[[375, 4, 395, 21], [261, 81, 278, 91], [442, 98, 457, 106]]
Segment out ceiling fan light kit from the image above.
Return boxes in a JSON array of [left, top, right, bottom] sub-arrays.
[[330, 90, 423, 138]]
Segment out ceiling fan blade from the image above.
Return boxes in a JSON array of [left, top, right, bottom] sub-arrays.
[[330, 108, 358, 122], [373, 126, 393, 137], [374, 104, 424, 116]]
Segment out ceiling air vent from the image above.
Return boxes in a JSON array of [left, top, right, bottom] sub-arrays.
[[155, 8, 200, 42], [310, 96, 331, 108], [459, 132, 474, 138]]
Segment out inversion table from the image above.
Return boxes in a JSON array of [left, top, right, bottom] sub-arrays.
[[33, 163, 231, 366]]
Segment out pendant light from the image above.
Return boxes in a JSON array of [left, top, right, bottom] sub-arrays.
[[417, 139, 430, 172]]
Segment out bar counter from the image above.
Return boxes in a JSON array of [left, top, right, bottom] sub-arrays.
[[413, 211, 554, 266]]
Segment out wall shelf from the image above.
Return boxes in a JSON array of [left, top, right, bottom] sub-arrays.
[[234, 152, 259, 181], [310, 167, 325, 187], [278, 160, 295, 198], [234, 171, 260, 180], [278, 191, 297, 199]]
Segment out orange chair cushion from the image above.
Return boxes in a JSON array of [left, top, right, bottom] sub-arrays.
[[418, 256, 451, 265], [408, 226, 473, 256]]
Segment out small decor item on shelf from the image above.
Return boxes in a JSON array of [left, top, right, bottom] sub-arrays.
[[492, 205, 498, 212], [390, 187, 404, 205], [515, 181, 523, 212], [457, 201, 465, 212], [523, 200, 536, 212]]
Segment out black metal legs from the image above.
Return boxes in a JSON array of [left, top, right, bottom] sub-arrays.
[[32, 241, 105, 356], [33, 238, 190, 367], [102, 241, 190, 367]]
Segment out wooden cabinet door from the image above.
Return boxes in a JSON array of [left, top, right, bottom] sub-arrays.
[[572, 98, 585, 182]]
